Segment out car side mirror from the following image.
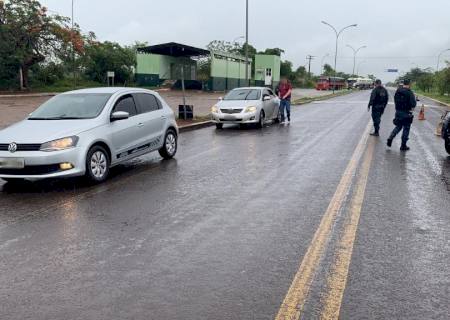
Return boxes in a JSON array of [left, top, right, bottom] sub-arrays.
[[111, 111, 129, 121], [263, 95, 271, 101], [218, 97, 223, 101]]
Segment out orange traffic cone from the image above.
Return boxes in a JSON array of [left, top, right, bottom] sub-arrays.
[[418, 104, 426, 120]]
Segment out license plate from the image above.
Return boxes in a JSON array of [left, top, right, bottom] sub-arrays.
[[0, 158, 25, 169]]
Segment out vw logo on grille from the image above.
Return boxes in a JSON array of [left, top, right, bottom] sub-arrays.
[[8, 142, 18, 153]]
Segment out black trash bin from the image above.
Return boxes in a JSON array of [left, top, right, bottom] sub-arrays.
[[179, 105, 194, 120]]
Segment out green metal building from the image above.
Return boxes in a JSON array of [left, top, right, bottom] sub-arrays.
[[135, 42, 280, 91], [208, 51, 251, 91], [254, 54, 281, 88], [136, 43, 209, 88]]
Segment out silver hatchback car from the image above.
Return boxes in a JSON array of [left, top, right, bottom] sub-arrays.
[[0, 88, 178, 183]]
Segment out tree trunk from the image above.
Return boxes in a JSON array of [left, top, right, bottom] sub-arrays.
[[19, 67, 24, 91], [22, 66, 29, 90]]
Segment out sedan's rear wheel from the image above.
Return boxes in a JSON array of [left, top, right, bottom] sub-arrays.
[[445, 138, 450, 154], [86, 145, 110, 183], [257, 110, 265, 129], [159, 129, 177, 159]]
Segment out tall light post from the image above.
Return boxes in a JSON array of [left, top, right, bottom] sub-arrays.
[[346, 44, 366, 76], [321, 21, 357, 92], [437, 48, 450, 72], [321, 53, 330, 75], [245, 0, 249, 85]]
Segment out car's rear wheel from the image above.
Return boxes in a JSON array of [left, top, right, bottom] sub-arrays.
[[216, 123, 223, 129], [86, 145, 110, 183], [159, 129, 177, 159], [445, 138, 450, 154], [257, 110, 265, 129]]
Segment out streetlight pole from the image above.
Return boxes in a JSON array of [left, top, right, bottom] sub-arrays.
[[346, 44, 366, 76], [245, 0, 249, 86], [321, 21, 357, 93], [437, 48, 450, 72]]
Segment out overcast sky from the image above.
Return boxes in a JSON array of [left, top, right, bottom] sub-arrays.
[[40, 0, 450, 82]]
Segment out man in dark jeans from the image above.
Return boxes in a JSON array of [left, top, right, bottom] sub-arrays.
[[387, 79, 417, 151], [278, 78, 292, 123], [368, 79, 389, 136]]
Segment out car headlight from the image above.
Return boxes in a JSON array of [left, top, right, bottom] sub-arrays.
[[211, 106, 220, 113], [40, 136, 79, 152], [245, 106, 257, 113]]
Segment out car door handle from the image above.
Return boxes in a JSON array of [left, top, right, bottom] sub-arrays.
[[137, 123, 144, 127], [161, 116, 167, 120]]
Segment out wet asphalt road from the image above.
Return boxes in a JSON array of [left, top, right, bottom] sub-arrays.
[[0, 91, 449, 320]]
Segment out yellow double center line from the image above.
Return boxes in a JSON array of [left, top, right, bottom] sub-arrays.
[[275, 122, 374, 320]]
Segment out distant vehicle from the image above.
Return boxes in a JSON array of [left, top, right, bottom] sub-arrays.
[[211, 87, 281, 129], [442, 111, 450, 154], [316, 77, 346, 91], [0, 88, 178, 183], [354, 78, 374, 90], [347, 78, 360, 89]]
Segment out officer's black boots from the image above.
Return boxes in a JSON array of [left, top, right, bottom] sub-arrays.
[[387, 138, 393, 147], [370, 131, 380, 136], [400, 144, 410, 151]]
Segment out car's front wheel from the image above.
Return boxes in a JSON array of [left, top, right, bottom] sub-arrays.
[[216, 123, 223, 129], [445, 138, 450, 154], [159, 129, 178, 159], [257, 110, 265, 129], [86, 145, 110, 183]]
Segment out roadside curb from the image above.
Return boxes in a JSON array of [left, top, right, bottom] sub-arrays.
[[0, 93, 57, 98], [179, 120, 214, 133]]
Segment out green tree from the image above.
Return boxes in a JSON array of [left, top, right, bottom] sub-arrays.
[[0, 0, 82, 89], [260, 48, 284, 56], [82, 41, 136, 84]]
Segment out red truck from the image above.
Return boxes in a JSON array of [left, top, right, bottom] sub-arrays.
[[316, 76, 346, 91]]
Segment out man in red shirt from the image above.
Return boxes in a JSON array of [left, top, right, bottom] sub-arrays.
[[278, 78, 293, 123]]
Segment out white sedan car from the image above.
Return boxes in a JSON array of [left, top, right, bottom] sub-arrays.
[[211, 87, 280, 129], [0, 88, 178, 183]]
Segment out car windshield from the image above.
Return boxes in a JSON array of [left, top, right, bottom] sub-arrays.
[[223, 89, 261, 101], [28, 93, 112, 120]]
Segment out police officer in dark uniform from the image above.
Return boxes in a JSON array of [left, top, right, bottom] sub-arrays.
[[368, 79, 389, 136], [387, 79, 417, 151]]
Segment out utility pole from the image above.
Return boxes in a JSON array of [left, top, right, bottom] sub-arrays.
[[322, 21, 357, 93], [245, 0, 249, 86], [306, 55, 315, 79]]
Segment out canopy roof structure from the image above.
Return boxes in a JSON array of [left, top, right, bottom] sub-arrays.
[[137, 42, 210, 58]]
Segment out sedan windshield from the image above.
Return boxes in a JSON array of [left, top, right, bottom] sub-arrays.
[[224, 89, 261, 101], [29, 93, 112, 120]]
